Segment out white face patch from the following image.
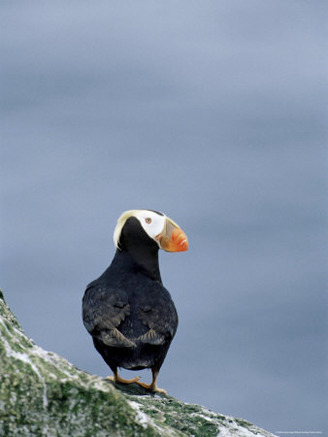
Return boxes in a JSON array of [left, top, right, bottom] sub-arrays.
[[113, 209, 166, 249], [133, 210, 166, 242]]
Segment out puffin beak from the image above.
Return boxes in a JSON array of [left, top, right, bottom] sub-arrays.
[[156, 217, 189, 252]]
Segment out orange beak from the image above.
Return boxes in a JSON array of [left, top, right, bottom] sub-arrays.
[[156, 217, 189, 252]]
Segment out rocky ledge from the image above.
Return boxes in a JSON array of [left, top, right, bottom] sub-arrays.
[[0, 289, 276, 437]]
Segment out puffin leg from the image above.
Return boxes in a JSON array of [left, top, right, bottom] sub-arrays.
[[106, 368, 140, 385], [136, 368, 167, 394]]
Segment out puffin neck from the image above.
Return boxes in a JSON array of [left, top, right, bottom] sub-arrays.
[[112, 216, 163, 282], [112, 246, 162, 283]]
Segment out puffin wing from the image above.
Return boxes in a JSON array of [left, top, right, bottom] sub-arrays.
[[137, 287, 178, 346], [82, 285, 136, 348]]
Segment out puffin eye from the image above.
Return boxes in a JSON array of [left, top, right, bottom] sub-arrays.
[[145, 218, 152, 224]]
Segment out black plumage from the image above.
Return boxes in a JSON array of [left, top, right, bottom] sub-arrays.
[[82, 210, 188, 393]]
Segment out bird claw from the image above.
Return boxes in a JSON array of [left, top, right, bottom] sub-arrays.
[[135, 380, 167, 394], [155, 387, 167, 395], [106, 375, 141, 385]]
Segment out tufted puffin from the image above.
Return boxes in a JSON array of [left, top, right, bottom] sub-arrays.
[[82, 209, 188, 393]]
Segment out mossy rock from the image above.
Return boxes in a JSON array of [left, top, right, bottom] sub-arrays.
[[0, 290, 276, 437]]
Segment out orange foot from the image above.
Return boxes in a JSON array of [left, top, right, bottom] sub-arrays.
[[135, 380, 167, 394], [106, 373, 140, 385]]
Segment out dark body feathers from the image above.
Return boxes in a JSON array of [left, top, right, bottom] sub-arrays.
[[82, 217, 178, 373]]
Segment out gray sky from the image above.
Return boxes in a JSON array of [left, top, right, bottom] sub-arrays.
[[1, 1, 327, 433]]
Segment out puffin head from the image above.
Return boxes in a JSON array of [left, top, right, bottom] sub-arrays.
[[113, 210, 189, 253]]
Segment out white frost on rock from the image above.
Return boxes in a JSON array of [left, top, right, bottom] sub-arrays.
[[129, 400, 150, 428], [215, 416, 278, 437], [128, 399, 180, 436], [0, 319, 48, 407]]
